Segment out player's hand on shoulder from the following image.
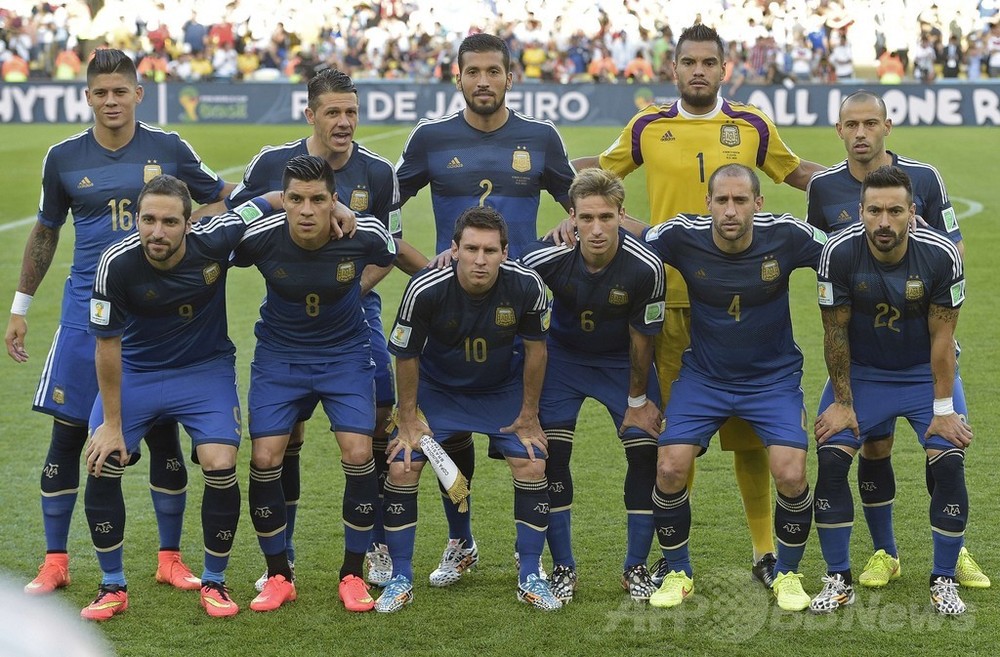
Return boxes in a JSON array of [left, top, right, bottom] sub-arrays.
[[815, 401, 858, 443], [331, 200, 357, 239], [543, 218, 577, 247], [5, 314, 28, 362], [927, 413, 973, 448], [427, 248, 454, 269]]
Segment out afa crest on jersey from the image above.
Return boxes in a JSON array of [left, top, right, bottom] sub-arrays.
[[203, 262, 221, 285], [905, 278, 925, 301], [512, 149, 531, 173], [761, 258, 780, 282], [143, 163, 162, 183], [350, 188, 369, 212], [609, 288, 629, 305], [495, 306, 516, 327], [337, 261, 356, 282], [720, 124, 741, 147]]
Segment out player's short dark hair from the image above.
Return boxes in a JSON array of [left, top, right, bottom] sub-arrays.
[[675, 24, 725, 61], [861, 165, 912, 204], [707, 164, 760, 198], [840, 90, 888, 120], [453, 206, 508, 249], [137, 175, 192, 220], [306, 67, 357, 109], [458, 33, 511, 73], [87, 48, 138, 85], [569, 168, 625, 211], [283, 155, 336, 194]]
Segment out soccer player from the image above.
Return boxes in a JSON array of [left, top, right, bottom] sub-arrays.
[[5, 48, 231, 595], [519, 169, 665, 603], [641, 164, 827, 612], [395, 32, 576, 585], [233, 155, 396, 613], [570, 24, 825, 586], [810, 165, 973, 615], [82, 176, 268, 620], [208, 67, 423, 590], [806, 90, 986, 590], [375, 206, 559, 612]]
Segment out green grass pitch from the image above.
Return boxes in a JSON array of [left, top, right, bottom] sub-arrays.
[[0, 122, 996, 656]]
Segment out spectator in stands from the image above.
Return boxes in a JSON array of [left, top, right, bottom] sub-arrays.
[[2, 52, 29, 82], [829, 30, 854, 80], [137, 51, 169, 82], [237, 44, 261, 80], [624, 50, 654, 82], [588, 45, 618, 82], [182, 11, 208, 56], [988, 19, 1000, 77], [940, 35, 962, 78], [913, 34, 937, 82], [877, 50, 905, 83], [53, 47, 81, 80], [966, 35, 984, 79]]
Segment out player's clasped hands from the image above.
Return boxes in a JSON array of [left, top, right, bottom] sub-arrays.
[[815, 401, 859, 443], [927, 413, 973, 448]]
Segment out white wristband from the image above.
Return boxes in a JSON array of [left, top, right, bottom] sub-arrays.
[[627, 395, 647, 408], [10, 292, 32, 316], [933, 397, 954, 416]]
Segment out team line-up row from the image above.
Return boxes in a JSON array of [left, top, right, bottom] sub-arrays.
[[6, 26, 985, 622]]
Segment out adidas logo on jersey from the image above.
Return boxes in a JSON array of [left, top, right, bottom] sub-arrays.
[[838, 209, 852, 223], [273, 268, 288, 279], [695, 268, 707, 278], [78, 176, 94, 189], [446, 157, 463, 169], [661, 131, 676, 141]]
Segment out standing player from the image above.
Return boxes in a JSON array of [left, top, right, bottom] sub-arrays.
[[375, 207, 559, 612], [519, 169, 665, 603], [5, 48, 231, 595], [571, 24, 824, 586], [806, 90, 986, 590], [212, 67, 422, 590], [395, 32, 576, 585], [641, 164, 827, 612], [811, 166, 973, 615], [82, 176, 268, 619], [233, 155, 396, 613]]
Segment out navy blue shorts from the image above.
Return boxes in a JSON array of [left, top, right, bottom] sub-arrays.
[[89, 356, 242, 455], [33, 325, 98, 425], [660, 373, 808, 451], [818, 375, 968, 452]]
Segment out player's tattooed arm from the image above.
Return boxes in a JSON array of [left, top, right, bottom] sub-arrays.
[[816, 305, 858, 442], [927, 303, 960, 399], [821, 305, 853, 405], [18, 222, 60, 295]]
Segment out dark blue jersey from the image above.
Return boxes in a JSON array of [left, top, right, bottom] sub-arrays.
[[806, 152, 961, 243], [233, 214, 396, 361], [89, 203, 263, 371], [644, 213, 827, 388], [226, 138, 402, 236], [817, 224, 964, 382], [394, 110, 575, 258], [387, 261, 548, 391], [39, 122, 224, 330], [519, 229, 665, 367]]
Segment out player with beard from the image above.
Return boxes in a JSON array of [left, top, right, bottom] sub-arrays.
[[394, 33, 576, 588]]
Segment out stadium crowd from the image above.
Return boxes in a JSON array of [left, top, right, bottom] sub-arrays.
[[2, 0, 1000, 84]]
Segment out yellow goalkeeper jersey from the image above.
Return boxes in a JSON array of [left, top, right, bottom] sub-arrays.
[[599, 96, 800, 307]]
